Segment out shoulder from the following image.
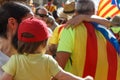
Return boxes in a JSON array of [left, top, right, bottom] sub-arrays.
[[43, 54, 56, 61], [43, 54, 53, 59]]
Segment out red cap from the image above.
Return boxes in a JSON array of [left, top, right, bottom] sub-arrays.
[[18, 17, 50, 42]]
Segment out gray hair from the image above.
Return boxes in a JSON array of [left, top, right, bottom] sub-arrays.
[[75, 0, 95, 15]]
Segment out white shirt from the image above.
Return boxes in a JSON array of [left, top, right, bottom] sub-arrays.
[[0, 51, 9, 76]]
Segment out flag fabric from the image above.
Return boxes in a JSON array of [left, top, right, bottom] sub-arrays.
[[91, 22, 119, 53], [97, 0, 120, 18], [112, 0, 120, 9], [69, 22, 120, 80]]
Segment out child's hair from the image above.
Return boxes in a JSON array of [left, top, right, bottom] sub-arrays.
[[18, 34, 48, 54], [18, 17, 50, 54]]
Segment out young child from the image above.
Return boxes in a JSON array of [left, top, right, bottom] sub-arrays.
[[1, 17, 92, 80]]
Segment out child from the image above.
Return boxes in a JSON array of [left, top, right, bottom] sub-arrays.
[[1, 17, 92, 80]]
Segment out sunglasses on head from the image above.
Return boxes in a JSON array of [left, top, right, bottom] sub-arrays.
[[37, 14, 48, 17]]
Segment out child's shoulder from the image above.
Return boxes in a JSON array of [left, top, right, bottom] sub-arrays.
[[42, 54, 55, 60], [42, 54, 53, 58]]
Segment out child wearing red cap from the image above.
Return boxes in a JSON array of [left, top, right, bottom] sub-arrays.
[[1, 17, 93, 80]]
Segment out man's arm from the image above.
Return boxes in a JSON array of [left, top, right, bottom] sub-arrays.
[[66, 15, 112, 28], [55, 52, 70, 69]]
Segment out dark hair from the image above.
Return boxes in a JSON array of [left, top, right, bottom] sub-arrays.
[[48, 0, 52, 2], [0, 1, 31, 38], [0, 1, 32, 49], [52, 10, 59, 19], [76, 0, 95, 15], [35, 6, 48, 15], [18, 32, 47, 54]]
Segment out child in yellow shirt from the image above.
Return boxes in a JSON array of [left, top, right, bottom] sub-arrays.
[[1, 17, 92, 80]]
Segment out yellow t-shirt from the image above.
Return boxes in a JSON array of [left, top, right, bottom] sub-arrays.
[[2, 54, 62, 80], [57, 23, 120, 80], [49, 25, 64, 45]]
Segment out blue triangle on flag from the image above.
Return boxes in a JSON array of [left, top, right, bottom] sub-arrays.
[[111, 0, 120, 10]]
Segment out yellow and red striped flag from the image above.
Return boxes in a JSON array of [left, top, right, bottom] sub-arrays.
[[97, 0, 120, 18]]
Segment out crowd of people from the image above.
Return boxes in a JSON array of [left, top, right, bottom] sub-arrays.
[[0, 0, 120, 80]]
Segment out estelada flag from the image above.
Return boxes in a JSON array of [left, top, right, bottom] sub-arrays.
[[97, 0, 120, 18]]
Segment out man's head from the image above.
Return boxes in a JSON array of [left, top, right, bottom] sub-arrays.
[[0, 1, 33, 49], [35, 6, 49, 22], [48, 0, 54, 3], [75, 0, 95, 15]]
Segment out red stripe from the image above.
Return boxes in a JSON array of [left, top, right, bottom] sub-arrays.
[[97, 0, 110, 15], [82, 22, 98, 78], [106, 41, 117, 80], [101, 6, 116, 17], [111, 10, 120, 17], [58, 24, 65, 34]]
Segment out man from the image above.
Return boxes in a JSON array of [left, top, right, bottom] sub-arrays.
[[55, 0, 120, 80], [47, 0, 75, 56], [0, 1, 33, 77], [35, 6, 49, 22], [35, 6, 53, 34]]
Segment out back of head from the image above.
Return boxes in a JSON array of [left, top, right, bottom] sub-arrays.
[[48, 0, 53, 2], [75, 0, 95, 15], [18, 17, 50, 54], [35, 6, 48, 15], [1, 1, 32, 24], [111, 15, 120, 26], [0, 1, 32, 38], [0, 1, 32, 49]]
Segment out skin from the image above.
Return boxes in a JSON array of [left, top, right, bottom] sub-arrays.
[[35, 8, 48, 22], [1, 67, 93, 80], [55, 14, 112, 70], [55, 1, 114, 79], [1, 13, 93, 80], [0, 12, 33, 57], [65, 14, 112, 29], [0, 12, 33, 79]]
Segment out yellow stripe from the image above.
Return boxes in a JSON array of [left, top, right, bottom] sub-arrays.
[[49, 6, 52, 12], [104, 8, 120, 17], [97, 0, 120, 17], [72, 23, 87, 76], [49, 6, 56, 12], [99, 3, 111, 16], [99, 6, 120, 17], [117, 56, 120, 80], [98, 0, 108, 10], [94, 30, 108, 80]]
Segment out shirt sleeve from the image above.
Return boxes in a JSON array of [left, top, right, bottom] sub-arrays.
[[49, 27, 60, 44], [2, 55, 16, 76], [48, 55, 62, 76], [57, 28, 74, 53]]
